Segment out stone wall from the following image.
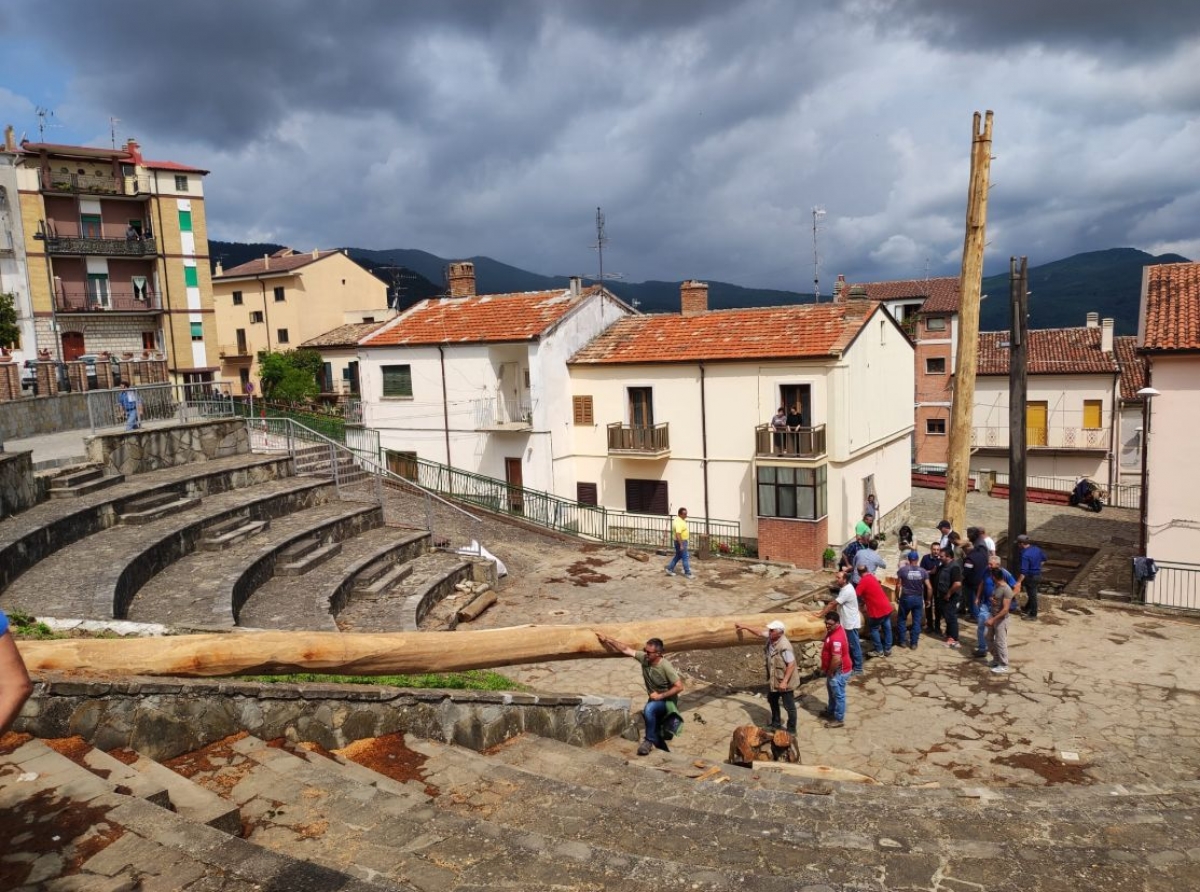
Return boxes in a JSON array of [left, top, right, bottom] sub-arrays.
[[19, 675, 631, 759], [0, 450, 38, 519], [0, 392, 92, 440], [87, 418, 249, 476]]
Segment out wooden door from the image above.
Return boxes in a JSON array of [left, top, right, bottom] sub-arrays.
[[628, 387, 653, 427], [505, 458, 524, 514], [386, 450, 418, 481], [61, 331, 85, 361], [1027, 401, 1048, 447]]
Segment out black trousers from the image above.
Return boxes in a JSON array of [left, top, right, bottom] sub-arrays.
[[768, 689, 797, 733]]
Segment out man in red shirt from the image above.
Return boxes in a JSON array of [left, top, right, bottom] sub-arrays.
[[820, 613, 852, 727], [857, 564, 894, 658]]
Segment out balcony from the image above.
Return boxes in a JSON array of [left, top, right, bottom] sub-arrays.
[[972, 425, 1109, 451], [55, 286, 161, 313], [472, 395, 533, 431], [218, 344, 252, 361], [42, 170, 153, 196], [607, 422, 670, 458], [44, 224, 157, 257], [755, 423, 827, 460]]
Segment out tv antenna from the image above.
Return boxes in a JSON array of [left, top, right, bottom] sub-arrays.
[[811, 206, 826, 302], [35, 107, 59, 141], [109, 117, 121, 149], [590, 207, 624, 289]]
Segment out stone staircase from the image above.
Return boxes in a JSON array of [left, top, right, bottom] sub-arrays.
[[4, 726, 1197, 891]]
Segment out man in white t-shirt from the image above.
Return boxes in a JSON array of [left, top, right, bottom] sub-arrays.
[[817, 569, 864, 675]]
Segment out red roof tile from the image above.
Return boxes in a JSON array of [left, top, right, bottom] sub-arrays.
[[1142, 262, 1200, 352], [1113, 335, 1148, 401], [568, 302, 874, 365], [216, 250, 339, 279], [363, 287, 602, 347], [836, 276, 960, 315], [977, 327, 1120, 376]]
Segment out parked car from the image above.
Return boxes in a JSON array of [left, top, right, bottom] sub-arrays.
[[75, 354, 122, 389], [21, 359, 37, 390]]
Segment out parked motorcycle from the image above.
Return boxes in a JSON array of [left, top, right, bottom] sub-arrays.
[[1069, 477, 1105, 513]]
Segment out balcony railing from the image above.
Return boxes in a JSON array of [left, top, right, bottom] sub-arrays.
[[218, 344, 252, 360], [755, 423, 827, 459], [971, 425, 1108, 450], [56, 286, 161, 312], [472, 395, 533, 430], [607, 422, 670, 456], [42, 170, 153, 196], [46, 233, 157, 257]]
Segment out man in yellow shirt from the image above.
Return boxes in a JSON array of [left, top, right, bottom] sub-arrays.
[[665, 507, 692, 579]]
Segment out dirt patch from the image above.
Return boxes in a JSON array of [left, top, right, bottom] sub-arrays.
[[336, 731, 438, 797], [562, 557, 612, 587], [669, 645, 766, 692], [991, 750, 1093, 785]]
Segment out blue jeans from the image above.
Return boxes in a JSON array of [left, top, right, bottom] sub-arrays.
[[898, 595, 923, 647], [826, 672, 847, 721], [868, 613, 893, 654], [124, 406, 139, 430], [845, 628, 864, 672], [642, 699, 670, 749], [666, 540, 690, 576], [975, 604, 991, 653]]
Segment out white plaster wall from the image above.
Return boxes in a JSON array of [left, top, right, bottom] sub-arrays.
[[829, 433, 913, 545], [837, 308, 915, 460], [1116, 403, 1143, 486], [1145, 356, 1200, 566], [0, 160, 34, 360], [973, 374, 1117, 446]]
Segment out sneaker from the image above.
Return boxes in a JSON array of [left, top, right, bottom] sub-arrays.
[[990, 665, 1009, 674], [637, 740, 653, 756], [973, 650, 988, 659], [824, 720, 845, 728], [684, 573, 694, 579], [944, 639, 960, 649], [883, 650, 892, 657], [665, 569, 675, 576]]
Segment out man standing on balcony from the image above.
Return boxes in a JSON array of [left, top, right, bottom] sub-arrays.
[[665, 507, 692, 579], [118, 382, 141, 431], [770, 406, 788, 453]]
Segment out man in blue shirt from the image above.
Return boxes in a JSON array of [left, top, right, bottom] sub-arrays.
[[1016, 534, 1047, 620], [897, 551, 931, 649], [848, 539, 886, 586], [961, 528, 990, 622], [118, 382, 141, 430]]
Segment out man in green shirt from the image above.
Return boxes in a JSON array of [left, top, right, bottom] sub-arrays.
[[597, 632, 684, 755]]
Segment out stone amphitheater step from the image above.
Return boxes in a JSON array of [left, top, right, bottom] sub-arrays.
[[118, 490, 202, 524], [354, 560, 413, 596], [337, 551, 473, 632], [0, 737, 398, 891], [127, 499, 382, 628], [42, 735, 172, 809], [47, 465, 126, 499], [276, 535, 345, 576], [199, 515, 270, 550], [0, 475, 335, 622], [401, 733, 1200, 891], [237, 526, 429, 630], [0, 452, 295, 594]]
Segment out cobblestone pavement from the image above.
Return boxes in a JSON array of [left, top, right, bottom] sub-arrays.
[[472, 488, 1195, 789]]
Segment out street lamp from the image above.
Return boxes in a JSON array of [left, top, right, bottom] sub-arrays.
[[1136, 386, 1159, 557]]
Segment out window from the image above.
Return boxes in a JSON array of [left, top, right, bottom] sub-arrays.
[[178, 210, 193, 232], [925, 357, 946, 374], [250, 311, 264, 323], [382, 364, 413, 398], [757, 465, 827, 519], [87, 273, 110, 308], [175, 175, 189, 191], [277, 328, 289, 344], [273, 286, 285, 302], [132, 276, 149, 302], [577, 483, 598, 506], [232, 290, 243, 306], [628, 387, 653, 426], [1083, 399, 1103, 429], [80, 214, 102, 238], [142, 331, 157, 351], [523, 368, 531, 388], [572, 395, 594, 425], [236, 329, 247, 354], [926, 418, 947, 435], [184, 266, 199, 288], [925, 316, 947, 332], [190, 322, 204, 341], [625, 479, 668, 515]]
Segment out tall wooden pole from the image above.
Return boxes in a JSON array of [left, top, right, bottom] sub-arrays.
[[1007, 256, 1029, 573], [943, 111, 994, 532]]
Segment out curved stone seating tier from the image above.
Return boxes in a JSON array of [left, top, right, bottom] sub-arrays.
[[0, 476, 336, 621], [0, 453, 295, 595], [336, 551, 475, 633], [126, 501, 383, 629], [238, 527, 430, 631]]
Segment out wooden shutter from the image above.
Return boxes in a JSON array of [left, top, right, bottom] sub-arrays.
[[1082, 400, 1102, 429], [572, 395, 594, 425], [577, 482, 598, 506], [382, 365, 412, 398]]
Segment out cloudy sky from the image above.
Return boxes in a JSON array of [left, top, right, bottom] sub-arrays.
[[2, 0, 1197, 289]]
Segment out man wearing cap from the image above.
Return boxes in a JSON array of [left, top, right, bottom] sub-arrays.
[[734, 619, 799, 734], [896, 549, 932, 649], [816, 569, 864, 675], [1016, 534, 1047, 620]]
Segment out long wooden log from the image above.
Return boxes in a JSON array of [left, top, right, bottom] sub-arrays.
[[16, 613, 827, 678]]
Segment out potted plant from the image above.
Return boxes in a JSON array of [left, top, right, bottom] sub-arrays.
[[822, 547, 837, 569]]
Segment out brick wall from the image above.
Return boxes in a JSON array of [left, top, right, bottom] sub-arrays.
[[680, 280, 709, 317], [756, 515, 829, 569]]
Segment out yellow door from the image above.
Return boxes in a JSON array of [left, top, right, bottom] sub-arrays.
[[1027, 402, 1048, 447]]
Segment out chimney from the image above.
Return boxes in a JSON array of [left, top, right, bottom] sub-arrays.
[[569, 276, 582, 297], [1086, 312, 1099, 328], [848, 284, 869, 301], [1101, 317, 1114, 353], [680, 280, 709, 317], [263, 254, 270, 270], [124, 138, 142, 163], [215, 261, 224, 276], [833, 274, 847, 303], [4, 125, 15, 152], [447, 261, 476, 298]]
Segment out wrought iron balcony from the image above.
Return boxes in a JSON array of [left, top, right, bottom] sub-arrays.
[[55, 286, 161, 313], [607, 422, 670, 457], [46, 232, 157, 257], [755, 423, 827, 459], [41, 170, 153, 196], [472, 396, 533, 431]]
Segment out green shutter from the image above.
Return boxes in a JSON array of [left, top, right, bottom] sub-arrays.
[[382, 365, 412, 398], [184, 266, 199, 287], [190, 322, 203, 339], [178, 210, 193, 232]]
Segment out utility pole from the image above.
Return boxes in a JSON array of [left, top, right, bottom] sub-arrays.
[[1007, 256, 1029, 573], [943, 111, 994, 532]]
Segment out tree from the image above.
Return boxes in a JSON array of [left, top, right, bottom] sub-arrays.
[[256, 348, 322, 402], [0, 292, 19, 351]]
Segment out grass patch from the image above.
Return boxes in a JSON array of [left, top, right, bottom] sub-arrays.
[[7, 611, 55, 640], [236, 670, 525, 691]]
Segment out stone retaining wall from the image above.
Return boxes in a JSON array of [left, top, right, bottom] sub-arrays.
[[20, 675, 630, 759], [0, 450, 39, 519], [87, 419, 249, 476], [0, 392, 92, 440]]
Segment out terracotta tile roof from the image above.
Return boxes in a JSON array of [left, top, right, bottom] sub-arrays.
[[362, 287, 602, 347], [216, 250, 339, 279], [1113, 335, 1148, 401], [300, 321, 387, 349], [569, 302, 874, 365], [1141, 262, 1200, 352], [835, 276, 960, 315], [977, 327, 1120, 376], [140, 158, 209, 174]]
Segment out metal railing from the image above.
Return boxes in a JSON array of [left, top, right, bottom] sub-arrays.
[[972, 425, 1109, 450], [471, 395, 532, 428], [754, 423, 827, 459], [42, 170, 153, 195], [86, 381, 235, 431], [46, 235, 158, 257], [1141, 561, 1200, 612], [55, 286, 162, 312], [229, 397, 347, 442], [607, 422, 670, 453]]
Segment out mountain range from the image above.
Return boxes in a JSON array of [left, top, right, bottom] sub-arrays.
[[210, 242, 1190, 335]]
